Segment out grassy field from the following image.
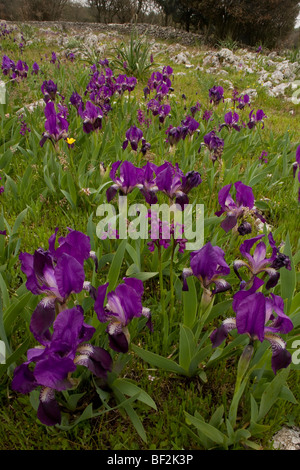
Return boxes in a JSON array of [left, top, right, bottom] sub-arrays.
[[0, 23, 299, 450]]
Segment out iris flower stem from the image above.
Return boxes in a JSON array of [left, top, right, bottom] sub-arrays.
[[229, 344, 262, 428], [158, 245, 168, 353], [227, 231, 238, 253], [235, 344, 254, 392], [207, 164, 217, 212], [194, 290, 214, 342], [169, 240, 175, 326]]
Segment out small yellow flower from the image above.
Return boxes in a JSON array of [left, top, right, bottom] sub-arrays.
[[67, 138, 76, 145]]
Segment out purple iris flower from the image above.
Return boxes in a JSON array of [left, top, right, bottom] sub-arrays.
[[233, 233, 291, 290], [215, 181, 255, 232], [209, 86, 224, 105], [12, 60, 28, 80], [85, 67, 116, 115], [182, 242, 231, 295], [140, 138, 151, 156], [19, 228, 93, 317], [126, 76, 137, 92], [114, 74, 137, 94], [165, 117, 199, 145], [293, 145, 300, 202], [158, 103, 171, 123], [200, 131, 224, 164], [32, 62, 40, 75], [106, 160, 144, 202], [39, 101, 69, 147], [82, 101, 103, 134], [41, 80, 58, 103], [247, 109, 267, 129], [181, 170, 202, 194], [237, 221, 252, 236], [139, 161, 159, 204], [11, 306, 112, 426], [190, 102, 201, 117], [155, 82, 171, 101], [162, 65, 173, 79], [237, 93, 250, 110], [261, 233, 291, 271], [99, 58, 109, 67], [122, 125, 143, 151], [57, 100, 69, 119], [90, 87, 113, 114], [210, 282, 293, 374], [94, 278, 152, 353], [143, 86, 151, 99], [50, 52, 58, 65], [220, 111, 241, 132], [147, 99, 171, 124], [165, 126, 184, 145], [147, 69, 172, 101], [1, 55, 15, 76], [148, 71, 163, 90], [181, 115, 200, 135], [67, 52, 75, 62], [155, 161, 202, 210], [70, 91, 84, 117]]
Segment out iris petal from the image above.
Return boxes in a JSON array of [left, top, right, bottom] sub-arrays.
[[37, 387, 61, 426]]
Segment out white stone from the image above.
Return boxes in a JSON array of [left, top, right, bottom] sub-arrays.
[[262, 81, 273, 88], [269, 82, 291, 96], [271, 70, 284, 83], [241, 88, 257, 99], [17, 99, 45, 115], [203, 54, 219, 67], [217, 48, 235, 62], [172, 52, 191, 65], [272, 427, 300, 450]]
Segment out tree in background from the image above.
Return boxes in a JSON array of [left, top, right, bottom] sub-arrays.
[[153, 0, 177, 26], [20, 0, 69, 21], [154, 0, 300, 47], [0, 0, 22, 20], [87, 0, 151, 24], [87, 0, 116, 23], [198, 0, 300, 46], [0, 0, 298, 49]]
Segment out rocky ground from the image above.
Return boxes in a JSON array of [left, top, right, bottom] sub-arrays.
[[7, 20, 297, 105]]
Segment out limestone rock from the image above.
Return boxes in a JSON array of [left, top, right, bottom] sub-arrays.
[[272, 427, 300, 450]]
